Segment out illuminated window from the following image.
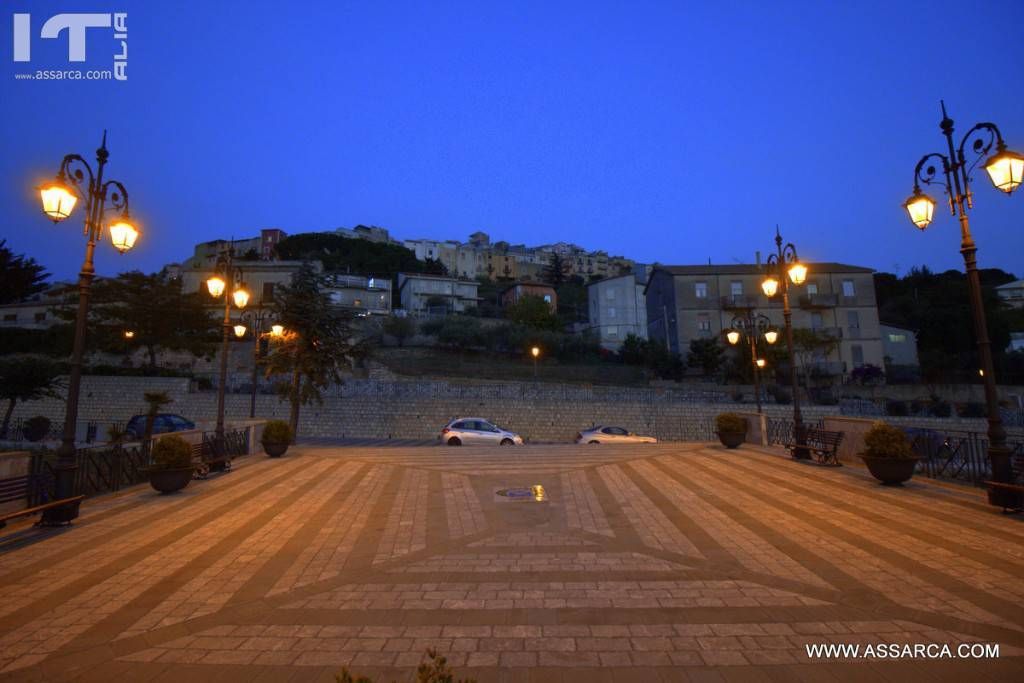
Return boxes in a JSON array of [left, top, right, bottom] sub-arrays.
[[695, 282, 708, 298], [888, 333, 906, 343], [807, 283, 818, 294], [842, 280, 855, 297]]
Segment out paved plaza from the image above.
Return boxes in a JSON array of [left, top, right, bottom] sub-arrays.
[[0, 442, 1023, 682]]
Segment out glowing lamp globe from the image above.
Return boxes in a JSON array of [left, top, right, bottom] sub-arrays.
[[904, 190, 936, 230], [726, 330, 740, 345], [232, 287, 250, 309], [206, 276, 226, 298], [270, 324, 284, 338], [108, 220, 139, 253], [755, 358, 766, 369], [764, 329, 778, 345], [124, 330, 135, 339], [233, 324, 247, 338], [984, 148, 1024, 194], [761, 277, 779, 298], [531, 346, 540, 358], [40, 180, 77, 222], [788, 263, 808, 285]]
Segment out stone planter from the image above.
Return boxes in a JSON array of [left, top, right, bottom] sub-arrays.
[[146, 466, 194, 494], [717, 431, 746, 449], [263, 441, 288, 458], [860, 455, 920, 486]]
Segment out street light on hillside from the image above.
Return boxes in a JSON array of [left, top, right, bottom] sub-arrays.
[[762, 227, 808, 458], [35, 132, 140, 525], [206, 243, 249, 448], [903, 101, 1021, 503], [531, 346, 541, 378], [725, 313, 777, 414]]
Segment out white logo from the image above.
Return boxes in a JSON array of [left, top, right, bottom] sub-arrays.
[[12, 12, 127, 81]]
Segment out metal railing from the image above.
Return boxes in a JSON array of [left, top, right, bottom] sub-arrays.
[[765, 417, 825, 446], [900, 428, 1024, 486]]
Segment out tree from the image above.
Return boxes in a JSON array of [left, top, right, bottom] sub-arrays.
[[0, 240, 48, 304], [141, 391, 172, 444], [86, 271, 216, 368], [788, 328, 841, 392], [542, 252, 570, 288], [504, 294, 562, 331], [0, 355, 64, 438], [383, 315, 416, 347], [686, 338, 725, 378], [264, 263, 370, 439]]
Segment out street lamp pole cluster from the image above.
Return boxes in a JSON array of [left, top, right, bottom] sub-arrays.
[[725, 313, 777, 414], [235, 310, 283, 418], [206, 245, 249, 447], [36, 133, 140, 524], [761, 228, 809, 457], [903, 101, 1022, 498]]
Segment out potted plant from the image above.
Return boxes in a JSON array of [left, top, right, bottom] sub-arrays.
[[146, 435, 194, 493], [261, 420, 293, 457], [23, 415, 51, 442], [715, 413, 747, 449], [860, 421, 919, 486]]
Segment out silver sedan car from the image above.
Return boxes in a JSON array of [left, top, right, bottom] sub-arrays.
[[575, 425, 657, 444], [440, 418, 524, 446]]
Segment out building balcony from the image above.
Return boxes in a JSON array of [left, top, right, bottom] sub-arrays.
[[810, 326, 843, 339], [798, 293, 838, 308], [720, 295, 758, 310]]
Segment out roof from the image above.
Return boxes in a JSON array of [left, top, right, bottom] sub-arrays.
[[586, 273, 640, 289], [996, 279, 1024, 290], [879, 322, 917, 333], [651, 262, 874, 276]]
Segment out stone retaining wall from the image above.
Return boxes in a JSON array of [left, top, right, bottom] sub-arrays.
[[8, 376, 1022, 444]]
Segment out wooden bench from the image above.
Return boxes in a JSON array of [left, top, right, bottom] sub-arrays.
[[984, 452, 1024, 514], [0, 474, 85, 529], [190, 440, 232, 480], [784, 427, 844, 466]]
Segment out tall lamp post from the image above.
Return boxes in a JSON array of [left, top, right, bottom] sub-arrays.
[[236, 309, 280, 418], [903, 101, 1022, 501], [725, 313, 778, 414], [761, 227, 809, 458], [531, 346, 541, 378], [206, 245, 249, 449], [36, 133, 140, 524]]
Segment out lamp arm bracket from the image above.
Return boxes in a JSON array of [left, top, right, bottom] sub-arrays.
[[59, 154, 95, 198], [100, 179, 130, 215], [913, 152, 952, 192], [957, 122, 1003, 186]]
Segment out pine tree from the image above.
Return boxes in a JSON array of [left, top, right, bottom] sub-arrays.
[[0, 240, 48, 304]]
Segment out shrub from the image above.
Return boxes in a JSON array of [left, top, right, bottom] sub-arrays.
[[885, 399, 908, 416], [23, 416, 51, 442], [715, 413, 747, 434], [262, 420, 293, 444], [863, 422, 914, 459], [151, 435, 192, 469]]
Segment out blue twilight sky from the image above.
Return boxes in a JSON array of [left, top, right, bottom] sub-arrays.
[[1, 0, 1022, 282]]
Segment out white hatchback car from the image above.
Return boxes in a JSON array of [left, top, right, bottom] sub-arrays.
[[576, 425, 657, 444], [440, 418, 524, 446]]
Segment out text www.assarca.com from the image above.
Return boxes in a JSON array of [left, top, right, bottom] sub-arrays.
[[806, 642, 999, 659]]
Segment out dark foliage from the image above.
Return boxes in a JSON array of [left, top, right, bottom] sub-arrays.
[[0, 240, 48, 304], [274, 232, 447, 284]]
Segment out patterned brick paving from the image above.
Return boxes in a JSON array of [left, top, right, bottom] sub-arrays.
[[0, 442, 1022, 682]]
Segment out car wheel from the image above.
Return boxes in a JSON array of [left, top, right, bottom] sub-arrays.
[[588, 440, 600, 445], [500, 438, 514, 446], [447, 437, 462, 446]]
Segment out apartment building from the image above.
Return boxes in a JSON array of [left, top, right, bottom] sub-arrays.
[[184, 229, 287, 269], [996, 279, 1024, 309], [645, 263, 884, 376], [397, 273, 480, 314], [501, 282, 557, 312], [324, 274, 392, 316], [588, 274, 648, 351]]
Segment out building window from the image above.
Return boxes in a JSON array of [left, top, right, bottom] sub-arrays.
[[34, 312, 46, 323], [806, 282, 818, 294], [262, 282, 275, 303], [852, 344, 864, 367], [3, 314, 16, 322], [730, 281, 742, 297], [842, 279, 855, 297], [811, 313, 823, 329], [606, 289, 615, 300], [543, 294, 552, 303], [695, 282, 708, 299], [888, 333, 906, 343], [607, 326, 618, 338], [608, 307, 616, 318], [847, 311, 860, 329], [697, 314, 711, 332]]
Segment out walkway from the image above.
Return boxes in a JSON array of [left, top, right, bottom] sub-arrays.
[[0, 443, 1022, 681]]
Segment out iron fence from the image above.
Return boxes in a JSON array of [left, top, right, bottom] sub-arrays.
[[765, 417, 824, 446], [900, 428, 1024, 487]]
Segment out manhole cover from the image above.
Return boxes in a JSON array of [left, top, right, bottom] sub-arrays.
[[494, 485, 547, 503]]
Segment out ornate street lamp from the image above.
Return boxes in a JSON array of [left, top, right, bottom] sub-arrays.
[[762, 227, 809, 458], [206, 243, 249, 449], [34, 132, 139, 525], [725, 312, 776, 414], [903, 101, 1021, 504], [239, 309, 279, 418]]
